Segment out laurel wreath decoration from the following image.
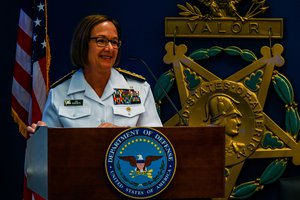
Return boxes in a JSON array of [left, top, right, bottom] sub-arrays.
[[117, 160, 166, 187], [153, 69, 175, 115], [177, 1, 269, 21], [231, 159, 287, 199], [189, 46, 258, 62], [177, 3, 204, 20], [153, 69, 175, 102], [272, 70, 300, 139]]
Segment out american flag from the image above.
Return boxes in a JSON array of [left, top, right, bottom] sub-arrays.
[[11, 0, 50, 199], [11, 0, 50, 137]]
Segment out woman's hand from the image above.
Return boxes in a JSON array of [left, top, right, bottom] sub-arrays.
[[98, 122, 118, 127], [26, 121, 47, 134]]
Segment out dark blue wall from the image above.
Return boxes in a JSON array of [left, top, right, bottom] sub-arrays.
[[1, 0, 300, 199]]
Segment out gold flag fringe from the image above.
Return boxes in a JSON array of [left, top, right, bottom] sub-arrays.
[[11, 108, 29, 139], [45, 0, 51, 93]]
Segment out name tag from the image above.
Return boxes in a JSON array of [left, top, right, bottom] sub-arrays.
[[64, 99, 83, 106], [113, 89, 141, 105]]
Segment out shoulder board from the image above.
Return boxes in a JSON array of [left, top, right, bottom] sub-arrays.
[[50, 69, 77, 88], [115, 67, 146, 82]]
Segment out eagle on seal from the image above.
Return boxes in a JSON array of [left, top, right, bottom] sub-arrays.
[[118, 154, 163, 172]]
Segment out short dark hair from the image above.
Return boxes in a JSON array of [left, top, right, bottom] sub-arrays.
[[70, 14, 121, 68]]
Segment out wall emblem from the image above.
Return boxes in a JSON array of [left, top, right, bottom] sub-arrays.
[[153, 1, 300, 199], [105, 127, 176, 199], [157, 41, 300, 199], [165, 0, 283, 38]]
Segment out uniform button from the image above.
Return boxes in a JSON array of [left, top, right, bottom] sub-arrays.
[[126, 107, 132, 116]]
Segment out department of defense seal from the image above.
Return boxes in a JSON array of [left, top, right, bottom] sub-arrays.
[[105, 127, 177, 199]]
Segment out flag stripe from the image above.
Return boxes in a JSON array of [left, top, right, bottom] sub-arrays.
[[15, 44, 32, 75], [38, 56, 48, 83], [19, 9, 32, 38], [32, 60, 47, 114], [30, 89, 42, 123], [17, 28, 32, 57], [12, 61, 31, 93], [12, 77, 31, 113]]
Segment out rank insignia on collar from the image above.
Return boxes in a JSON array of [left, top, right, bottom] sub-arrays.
[[64, 99, 83, 106], [115, 67, 146, 82], [113, 89, 141, 105]]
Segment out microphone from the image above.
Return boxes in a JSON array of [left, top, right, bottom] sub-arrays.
[[128, 56, 188, 126]]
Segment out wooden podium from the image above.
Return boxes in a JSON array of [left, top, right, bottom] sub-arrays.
[[25, 126, 225, 199]]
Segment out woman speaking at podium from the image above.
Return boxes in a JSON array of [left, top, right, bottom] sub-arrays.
[[27, 14, 162, 133]]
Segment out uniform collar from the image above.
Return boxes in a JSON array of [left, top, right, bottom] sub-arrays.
[[101, 68, 130, 100], [67, 68, 130, 101], [67, 69, 86, 95]]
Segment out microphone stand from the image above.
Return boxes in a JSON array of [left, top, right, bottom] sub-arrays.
[[128, 56, 188, 126]]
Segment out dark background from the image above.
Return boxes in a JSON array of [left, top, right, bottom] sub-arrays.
[[1, 0, 300, 199]]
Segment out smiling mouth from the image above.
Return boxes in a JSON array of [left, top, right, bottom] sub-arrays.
[[100, 55, 112, 59]]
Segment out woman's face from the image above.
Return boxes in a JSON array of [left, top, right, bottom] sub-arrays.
[[87, 21, 119, 72]]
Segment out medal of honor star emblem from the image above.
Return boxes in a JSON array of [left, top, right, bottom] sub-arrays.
[[105, 127, 177, 199]]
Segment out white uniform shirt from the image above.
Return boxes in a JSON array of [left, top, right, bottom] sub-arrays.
[[42, 68, 162, 127]]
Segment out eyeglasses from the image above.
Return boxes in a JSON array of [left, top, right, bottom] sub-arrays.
[[89, 36, 121, 49]]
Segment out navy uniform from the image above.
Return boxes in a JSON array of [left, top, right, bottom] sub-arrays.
[[42, 68, 162, 127]]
